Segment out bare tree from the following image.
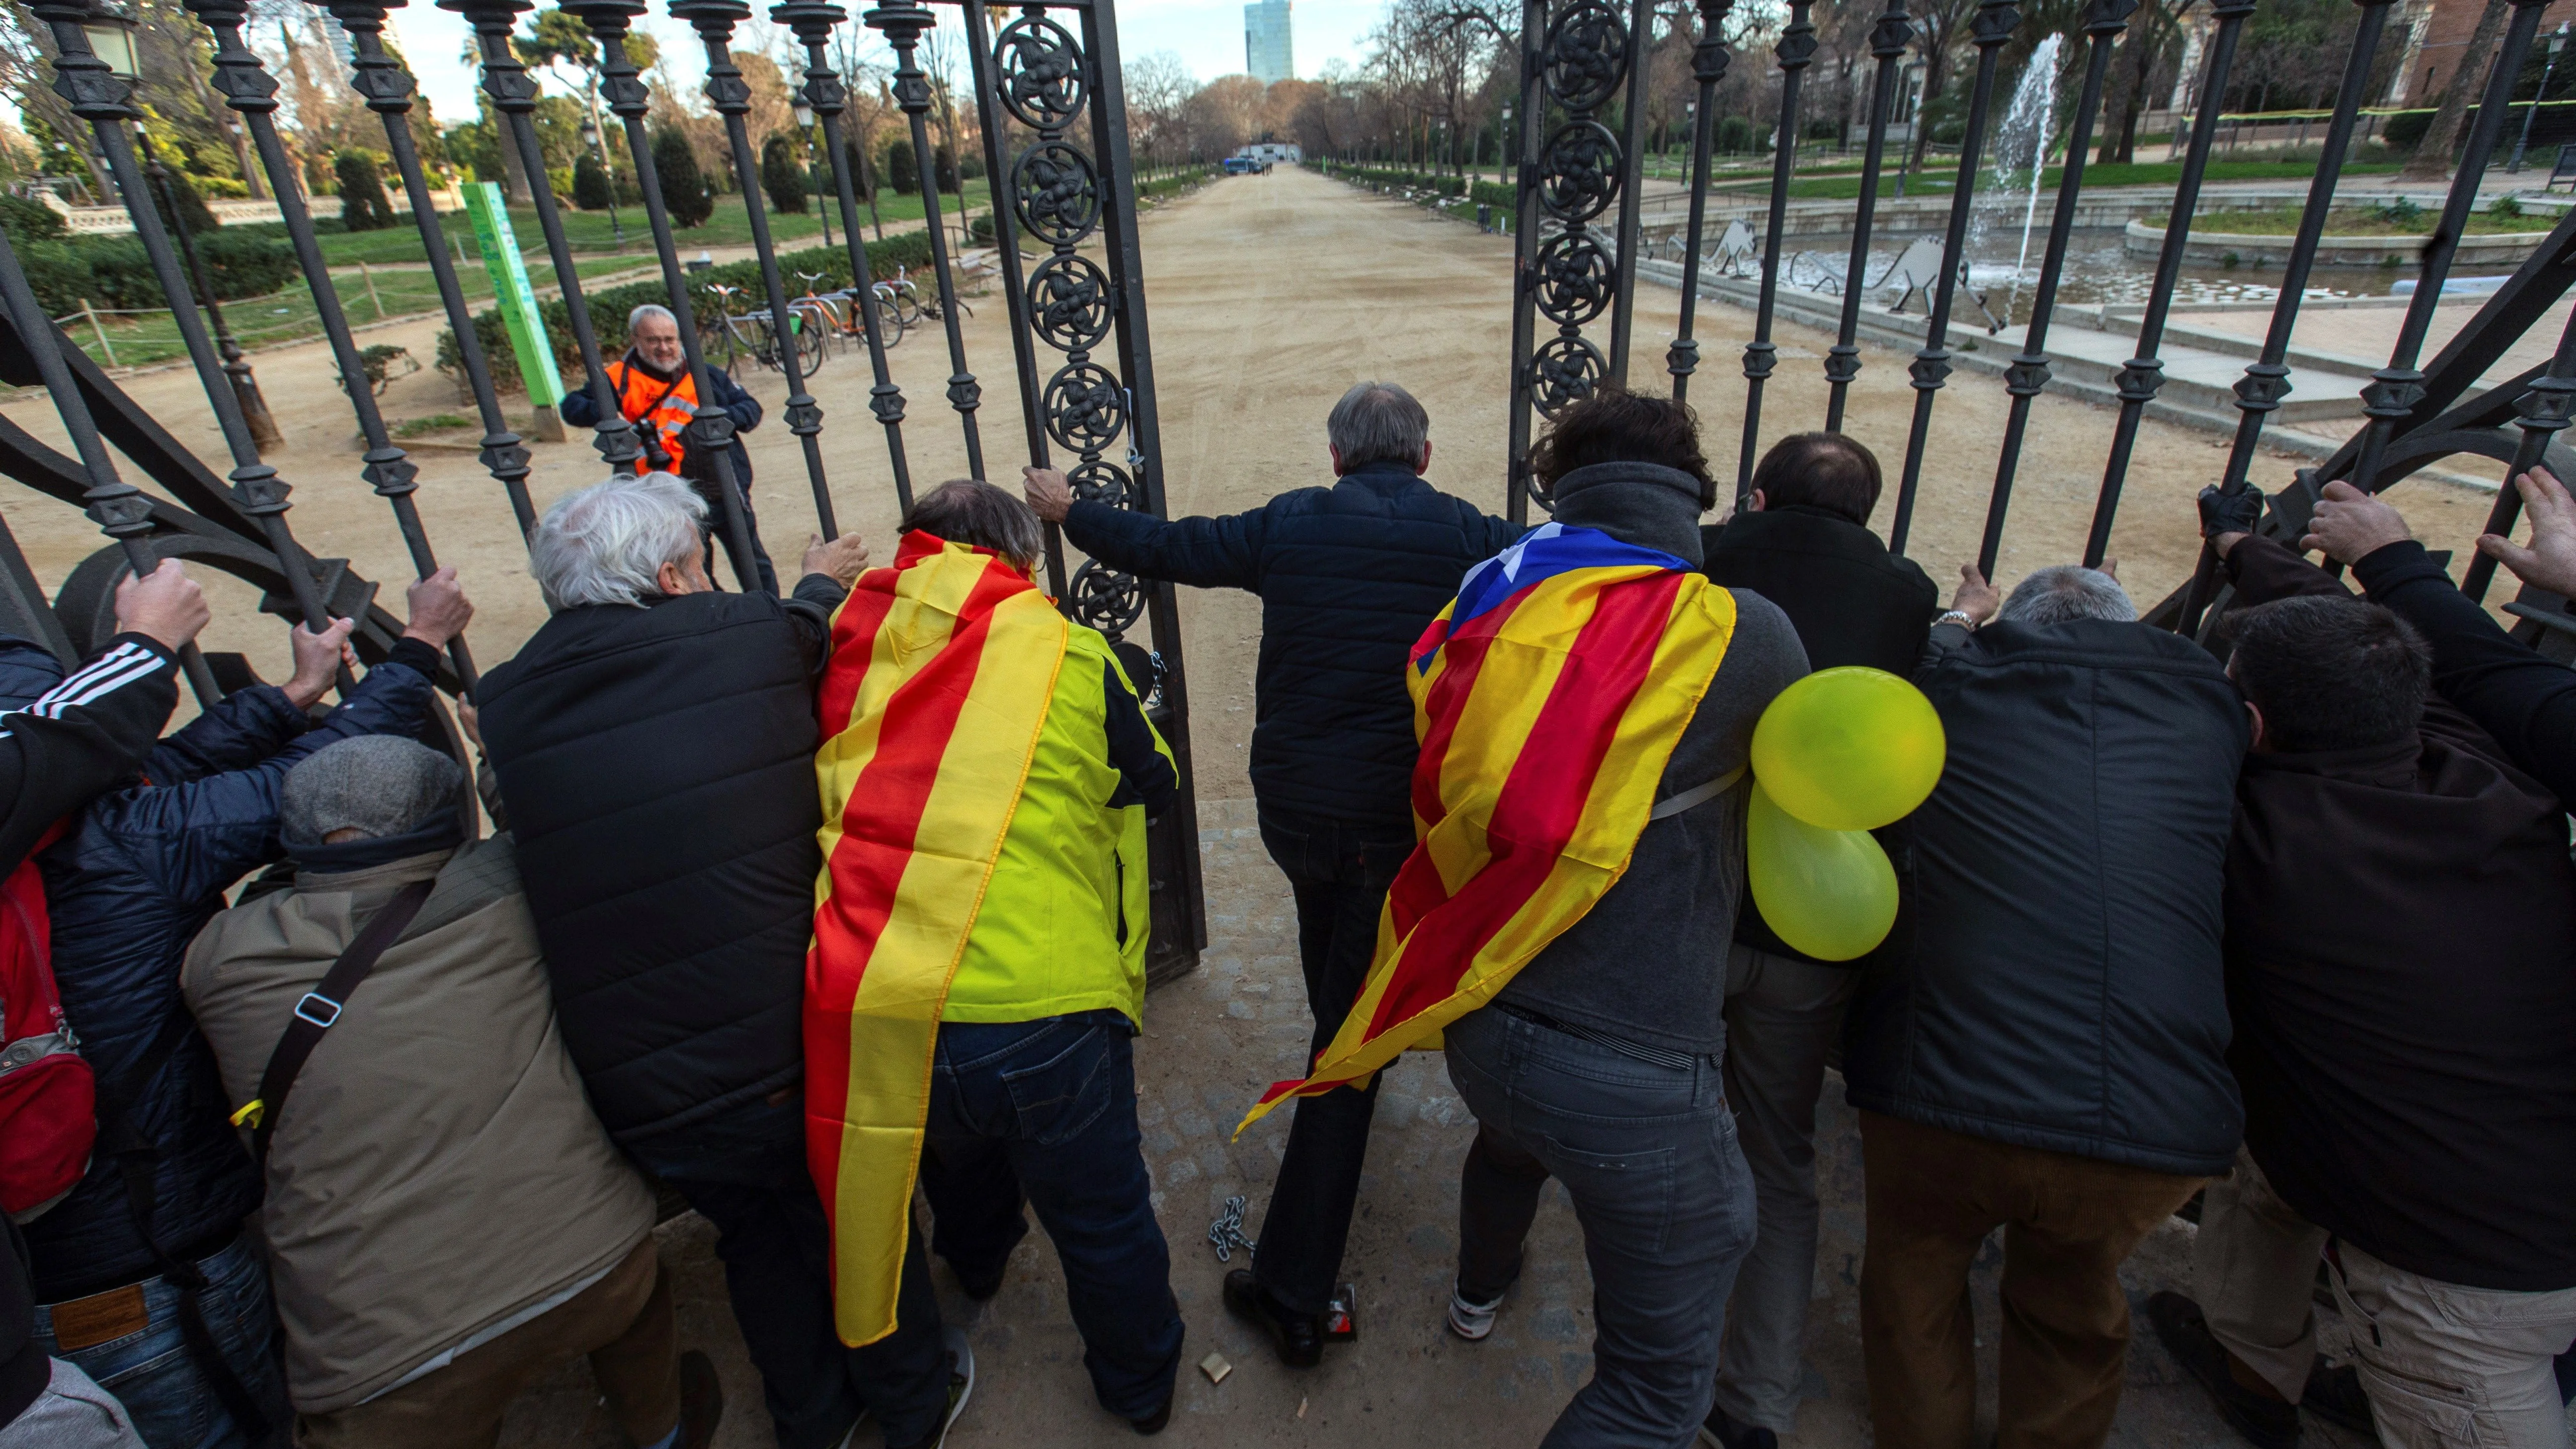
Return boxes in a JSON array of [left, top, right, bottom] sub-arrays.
[[2406, 0, 2508, 178]]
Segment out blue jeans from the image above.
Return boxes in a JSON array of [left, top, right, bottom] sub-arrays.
[[629, 1096, 948, 1449], [1447, 1005, 1758, 1449], [31, 1234, 288, 1449], [917, 1011, 1183, 1420]]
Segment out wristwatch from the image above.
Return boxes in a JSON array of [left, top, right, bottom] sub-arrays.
[[1936, 609, 1978, 631]]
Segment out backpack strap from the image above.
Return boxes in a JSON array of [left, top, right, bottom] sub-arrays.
[[238, 877, 434, 1164], [1648, 765, 1747, 821]]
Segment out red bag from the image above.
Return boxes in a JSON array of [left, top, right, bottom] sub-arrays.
[[0, 820, 92, 1221]]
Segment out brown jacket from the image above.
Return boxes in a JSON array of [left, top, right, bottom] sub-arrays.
[[181, 838, 653, 1412]]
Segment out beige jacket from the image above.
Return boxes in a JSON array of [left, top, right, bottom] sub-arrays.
[[181, 838, 653, 1413]]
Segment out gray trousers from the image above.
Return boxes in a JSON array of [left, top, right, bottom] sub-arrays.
[[1447, 1004, 1758, 1449], [1708, 944, 1859, 1435]]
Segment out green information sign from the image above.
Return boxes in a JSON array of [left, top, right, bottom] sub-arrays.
[[461, 181, 563, 408]]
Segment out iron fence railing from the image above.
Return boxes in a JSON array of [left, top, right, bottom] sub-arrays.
[[0, 0, 1207, 981]]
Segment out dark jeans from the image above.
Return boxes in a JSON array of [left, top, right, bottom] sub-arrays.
[[32, 1233, 289, 1449], [630, 1095, 947, 1449], [917, 1011, 1182, 1420], [1250, 806, 1413, 1316], [1448, 1005, 1756, 1449]]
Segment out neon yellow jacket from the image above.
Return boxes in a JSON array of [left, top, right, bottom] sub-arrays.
[[941, 627, 1172, 1027]]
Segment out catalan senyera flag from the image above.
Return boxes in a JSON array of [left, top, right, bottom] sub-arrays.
[[1237, 522, 1738, 1132], [806, 530, 1069, 1348]]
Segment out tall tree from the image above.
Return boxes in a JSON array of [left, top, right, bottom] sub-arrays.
[[2407, 0, 2510, 178]]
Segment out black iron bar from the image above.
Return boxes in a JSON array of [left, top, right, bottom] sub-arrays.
[[672, 0, 839, 538], [1503, 0, 1546, 524], [141, 139, 283, 453], [563, 0, 767, 592], [866, 0, 985, 479], [325, 0, 539, 549], [1822, 0, 1913, 431], [183, 1, 478, 686], [1972, 0, 2135, 580], [1737, 0, 1816, 497], [2173, 0, 2395, 636], [1887, 0, 2017, 555], [962, 0, 1065, 593], [0, 186, 221, 703], [1604, 0, 1654, 383], [2081, 0, 2252, 567], [449, 0, 647, 502], [1083, 0, 1205, 953], [2342, 0, 2553, 503], [777, 0, 917, 515], [1664, 0, 1732, 406], [70, 15, 343, 665]]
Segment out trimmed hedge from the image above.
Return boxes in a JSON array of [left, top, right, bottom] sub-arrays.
[[15, 227, 298, 317], [2378, 99, 2576, 151], [441, 229, 939, 396], [1322, 162, 1515, 211]]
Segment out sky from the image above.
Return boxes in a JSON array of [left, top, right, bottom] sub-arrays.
[[383, 0, 1384, 130]]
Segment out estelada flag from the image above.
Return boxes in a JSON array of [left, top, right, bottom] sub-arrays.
[[1237, 522, 1737, 1132], [806, 530, 1068, 1347]]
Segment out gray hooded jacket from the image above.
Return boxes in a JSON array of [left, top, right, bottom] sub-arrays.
[[1489, 461, 1809, 1055]]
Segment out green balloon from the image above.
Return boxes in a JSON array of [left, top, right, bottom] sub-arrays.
[[1749, 666, 1946, 831], [1748, 781, 1899, 962]]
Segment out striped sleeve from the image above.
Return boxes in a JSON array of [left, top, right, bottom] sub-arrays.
[[0, 634, 179, 873]]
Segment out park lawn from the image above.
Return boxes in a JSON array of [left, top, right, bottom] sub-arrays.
[[66, 253, 652, 372], [2142, 203, 2560, 234], [308, 180, 996, 267]]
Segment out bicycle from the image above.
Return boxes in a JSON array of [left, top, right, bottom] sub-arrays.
[[881, 265, 975, 325], [705, 282, 825, 377], [792, 269, 906, 354]]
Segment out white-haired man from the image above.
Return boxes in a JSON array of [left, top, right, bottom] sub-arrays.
[[559, 303, 774, 592], [471, 477, 966, 1449], [1839, 560, 2250, 1449]]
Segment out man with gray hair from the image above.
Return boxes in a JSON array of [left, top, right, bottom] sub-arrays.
[[1022, 381, 1522, 1366], [1837, 557, 2249, 1449], [182, 735, 722, 1449], [559, 301, 773, 591], [472, 477, 948, 1449]]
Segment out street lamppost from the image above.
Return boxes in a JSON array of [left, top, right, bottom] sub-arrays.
[[577, 113, 625, 247], [793, 97, 832, 249], [2511, 22, 2571, 172], [1498, 102, 1513, 186], [123, 123, 281, 447]]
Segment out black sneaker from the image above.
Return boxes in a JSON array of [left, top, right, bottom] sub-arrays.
[[1129, 1397, 1173, 1435], [2301, 1360, 2374, 1439], [1698, 1400, 1778, 1449], [2145, 1291, 2300, 1449], [1222, 1269, 1323, 1368]]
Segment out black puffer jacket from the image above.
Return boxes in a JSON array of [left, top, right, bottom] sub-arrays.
[[1062, 462, 1523, 827], [475, 576, 843, 1144], [1841, 618, 2249, 1177], [25, 644, 440, 1302]]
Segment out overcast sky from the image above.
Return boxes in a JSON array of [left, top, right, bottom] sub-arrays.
[[383, 0, 1383, 131]]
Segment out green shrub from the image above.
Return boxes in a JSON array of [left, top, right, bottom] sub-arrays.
[[2380, 108, 2434, 149], [0, 193, 66, 241], [886, 138, 918, 194], [189, 228, 298, 300], [441, 229, 940, 394], [2492, 192, 2525, 218], [17, 239, 95, 317], [933, 144, 960, 191], [148, 170, 219, 239], [652, 130, 714, 229], [335, 151, 395, 231], [760, 132, 807, 216], [1717, 115, 1757, 152], [573, 151, 613, 211]]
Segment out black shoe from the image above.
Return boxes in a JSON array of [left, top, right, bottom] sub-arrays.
[[677, 1349, 724, 1449], [1698, 1400, 1778, 1449], [2301, 1360, 2375, 1439], [958, 1262, 1006, 1302], [1129, 1398, 1173, 1435], [2146, 1291, 2300, 1449], [1222, 1269, 1323, 1368], [886, 1328, 976, 1449]]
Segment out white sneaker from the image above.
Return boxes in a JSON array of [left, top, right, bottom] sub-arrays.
[[1447, 1282, 1505, 1341]]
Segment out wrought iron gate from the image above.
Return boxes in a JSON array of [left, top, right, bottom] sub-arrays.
[[0, 0, 1205, 980], [1507, 0, 2576, 660]]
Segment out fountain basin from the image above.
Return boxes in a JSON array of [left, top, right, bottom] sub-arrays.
[[2122, 218, 2550, 269]]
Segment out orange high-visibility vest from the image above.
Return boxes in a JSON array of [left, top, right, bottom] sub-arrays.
[[607, 356, 699, 474]]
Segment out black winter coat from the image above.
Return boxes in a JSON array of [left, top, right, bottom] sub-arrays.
[[1841, 618, 2248, 1177], [1703, 505, 1939, 965], [24, 644, 440, 1302], [474, 577, 843, 1145], [1061, 462, 1523, 827]]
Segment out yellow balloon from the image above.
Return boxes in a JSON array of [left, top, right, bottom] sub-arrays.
[[1749, 666, 1946, 831], [1748, 782, 1899, 963]]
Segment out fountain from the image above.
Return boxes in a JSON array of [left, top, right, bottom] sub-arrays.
[[1968, 35, 2062, 310]]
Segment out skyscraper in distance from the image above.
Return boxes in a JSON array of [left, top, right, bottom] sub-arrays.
[[1245, 0, 1293, 84]]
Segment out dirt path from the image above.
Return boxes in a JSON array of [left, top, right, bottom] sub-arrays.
[[0, 164, 2463, 1448]]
